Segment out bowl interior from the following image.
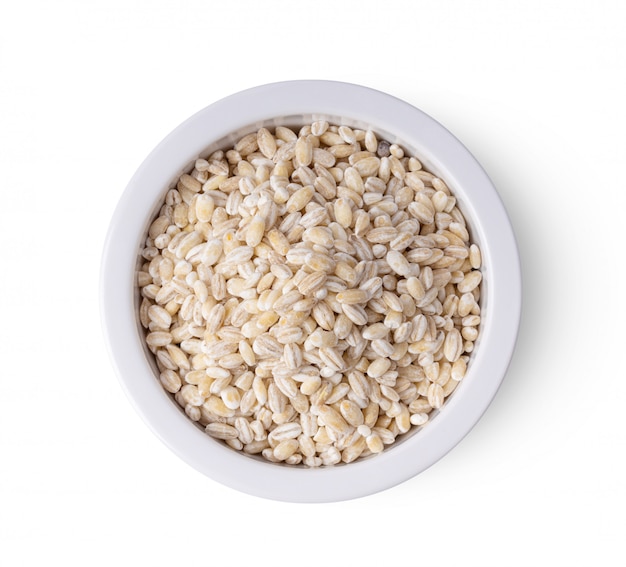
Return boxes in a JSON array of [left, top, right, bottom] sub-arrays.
[[134, 113, 488, 464]]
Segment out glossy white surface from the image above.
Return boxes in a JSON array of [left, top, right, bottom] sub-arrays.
[[101, 81, 521, 502]]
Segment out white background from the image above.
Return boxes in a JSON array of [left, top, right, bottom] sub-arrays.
[[1, 1, 624, 565]]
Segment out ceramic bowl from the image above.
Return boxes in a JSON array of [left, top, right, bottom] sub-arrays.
[[100, 80, 521, 502]]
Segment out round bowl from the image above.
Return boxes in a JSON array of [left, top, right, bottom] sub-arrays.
[[100, 80, 521, 502]]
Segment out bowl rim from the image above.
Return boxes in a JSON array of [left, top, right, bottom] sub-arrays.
[[100, 80, 521, 502]]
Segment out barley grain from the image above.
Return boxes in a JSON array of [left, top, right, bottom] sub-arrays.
[[206, 422, 238, 440]]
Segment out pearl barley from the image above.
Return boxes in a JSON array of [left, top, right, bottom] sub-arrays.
[[138, 122, 482, 467]]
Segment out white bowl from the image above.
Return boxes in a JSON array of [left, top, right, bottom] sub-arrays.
[[100, 80, 521, 502]]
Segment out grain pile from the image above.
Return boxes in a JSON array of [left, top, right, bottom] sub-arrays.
[[137, 121, 482, 466]]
